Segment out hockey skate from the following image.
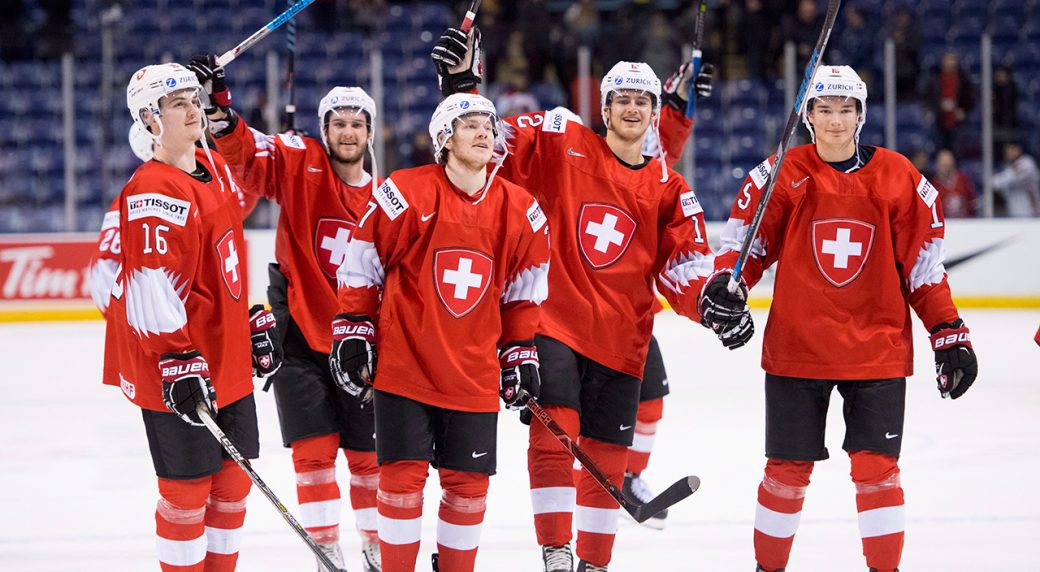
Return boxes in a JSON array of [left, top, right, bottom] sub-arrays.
[[869, 569, 899, 572], [362, 538, 381, 571], [577, 561, 607, 572], [317, 541, 347, 572], [621, 472, 667, 529], [755, 566, 784, 572], [542, 543, 574, 572]]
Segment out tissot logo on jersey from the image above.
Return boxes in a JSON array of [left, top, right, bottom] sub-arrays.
[[433, 248, 494, 319], [810, 218, 876, 288], [577, 203, 638, 269], [374, 179, 409, 221], [126, 193, 191, 226]]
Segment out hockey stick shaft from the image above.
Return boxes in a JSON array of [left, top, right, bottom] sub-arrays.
[[460, 0, 483, 32], [215, 0, 316, 68], [728, 0, 842, 292], [522, 393, 700, 522], [285, 0, 298, 130], [684, 0, 708, 118], [196, 405, 339, 572]]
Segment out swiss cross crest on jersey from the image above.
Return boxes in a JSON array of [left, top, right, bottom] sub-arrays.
[[433, 248, 494, 319], [314, 218, 356, 279], [215, 229, 243, 300], [577, 202, 637, 269], [811, 218, 876, 287]]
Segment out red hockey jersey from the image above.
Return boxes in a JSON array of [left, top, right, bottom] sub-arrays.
[[715, 145, 960, 379], [102, 150, 254, 412], [89, 197, 121, 315], [337, 165, 551, 413], [214, 116, 377, 354], [497, 107, 711, 378]]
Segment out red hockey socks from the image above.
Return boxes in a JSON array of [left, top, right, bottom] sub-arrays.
[[291, 433, 342, 544], [435, 469, 489, 571], [156, 477, 210, 571], [344, 448, 380, 542], [626, 397, 664, 475], [528, 405, 580, 547], [203, 460, 250, 572], [377, 460, 429, 572], [574, 437, 627, 567], [753, 459, 814, 571], [850, 451, 904, 572]]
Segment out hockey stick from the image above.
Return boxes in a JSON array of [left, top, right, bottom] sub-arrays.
[[215, 0, 317, 68], [728, 0, 842, 292], [522, 393, 701, 523], [196, 405, 340, 572], [284, 0, 298, 130], [460, 0, 483, 32], [684, 0, 709, 118]]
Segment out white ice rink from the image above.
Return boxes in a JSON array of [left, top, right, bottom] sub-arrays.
[[2, 308, 1038, 571]]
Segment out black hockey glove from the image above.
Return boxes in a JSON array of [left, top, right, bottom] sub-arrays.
[[159, 351, 218, 426], [930, 319, 977, 399], [699, 270, 754, 350], [662, 61, 716, 111], [499, 342, 540, 410], [249, 304, 282, 381], [431, 26, 482, 96], [186, 53, 232, 113], [330, 314, 376, 404]]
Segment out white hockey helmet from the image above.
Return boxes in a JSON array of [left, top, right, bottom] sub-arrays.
[[128, 122, 155, 162], [801, 65, 868, 143], [428, 92, 499, 164], [318, 86, 377, 148], [600, 61, 662, 113], [126, 63, 202, 139]]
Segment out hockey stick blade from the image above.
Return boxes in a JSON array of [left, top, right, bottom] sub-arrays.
[[628, 475, 700, 523]]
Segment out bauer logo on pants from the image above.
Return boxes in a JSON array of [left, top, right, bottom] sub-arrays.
[[810, 218, 876, 288], [314, 218, 356, 279], [433, 248, 494, 319], [215, 229, 243, 300], [577, 202, 637, 269]]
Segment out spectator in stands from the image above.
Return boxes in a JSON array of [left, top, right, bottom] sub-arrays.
[[925, 51, 976, 153], [564, 0, 600, 49], [889, 6, 921, 100], [993, 142, 1040, 217], [933, 149, 977, 218], [834, 6, 875, 86], [641, 12, 680, 80], [910, 149, 932, 180], [992, 65, 1019, 156], [782, 0, 822, 74]]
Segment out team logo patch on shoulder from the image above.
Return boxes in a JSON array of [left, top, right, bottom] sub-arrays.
[[916, 177, 939, 208], [277, 133, 307, 149], [541, 109, 568, 133], [374, 179, 409, 221], [811, 218, 876, 288], [749, 158, 773, 189], [215, 229, 243, 300], [126, 193, 191, 226], [433, 248, 494, 319], [577, 202, 637, 269], [527, 201, 547, 232], [680, 191, 703, 218]]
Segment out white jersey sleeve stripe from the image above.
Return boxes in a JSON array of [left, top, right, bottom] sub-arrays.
[[501, 262, 549, 305], [90, 259, 119, 313], [658, 251, 713, 294], [125, 267, 188, 337], [337, 239, 385, 290], [907, 237, 946, 292], [718, 217, 767, 259]]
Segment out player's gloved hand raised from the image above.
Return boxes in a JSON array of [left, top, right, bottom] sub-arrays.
[[330, 314, 376, 404], [430, 26, 482, 96], [662, 61, 716, 110], [185, 53, 231, 113], [159, 351, 218, 426], [699, 270, 754, 350], [930, 318, 977, 399], [499, 342, 540, 410], [249, 304, 282, 380]]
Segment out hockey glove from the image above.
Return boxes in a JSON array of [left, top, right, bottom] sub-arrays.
[[159, 351, 218, 427], [699, 270, 754, 350], [499, 342, 540, 410], [330, 314, 376, 404], [249, 304, 282, 380], [930, 319, 977, 399], [186, 53, 232, 113], [662, 61, 716, 110], [431, 26, 482, 96]]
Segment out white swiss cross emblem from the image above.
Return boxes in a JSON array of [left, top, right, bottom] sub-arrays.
[[811, 218, 875, 287], [216, 229, 243, 300], [577, 202, 637, 269], [314, 218, 356, 279], [433, 248, 494, 319]]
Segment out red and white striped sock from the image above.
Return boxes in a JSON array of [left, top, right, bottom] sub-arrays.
[[203, 460, 250, 571], [850, 451, 904, 572], [753, 459, 814, 571], [574, 437, 627, 567], [292, 434, 342, 544], [344, 449, 379, 542], [435, 469, 489, 571], [377, 460, 428, 572], [528, 405, 579, 548], [627, 398, 664, 475], [156, 477, 210, 572]]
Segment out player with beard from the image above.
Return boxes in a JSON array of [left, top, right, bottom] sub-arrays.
[[189, 54, 382, 571]]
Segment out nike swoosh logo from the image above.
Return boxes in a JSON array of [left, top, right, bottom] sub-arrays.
[[944, 238, 1013, 271], [421, 212, 436, 222], [471, 451, 488, 458], [885, 432, 899, 439], [791, 176, 809, 188], [567, 147, 587, 158], [619, 424, 632, 431], [307, 166, 323, 173]]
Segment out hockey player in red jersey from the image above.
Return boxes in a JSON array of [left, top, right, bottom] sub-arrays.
[[331, 92, 551, 572], [101, 63, 281, 572], [188, 53, 383, 571], [700, 65, 979, 572], [432, 28, 719, 571]]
